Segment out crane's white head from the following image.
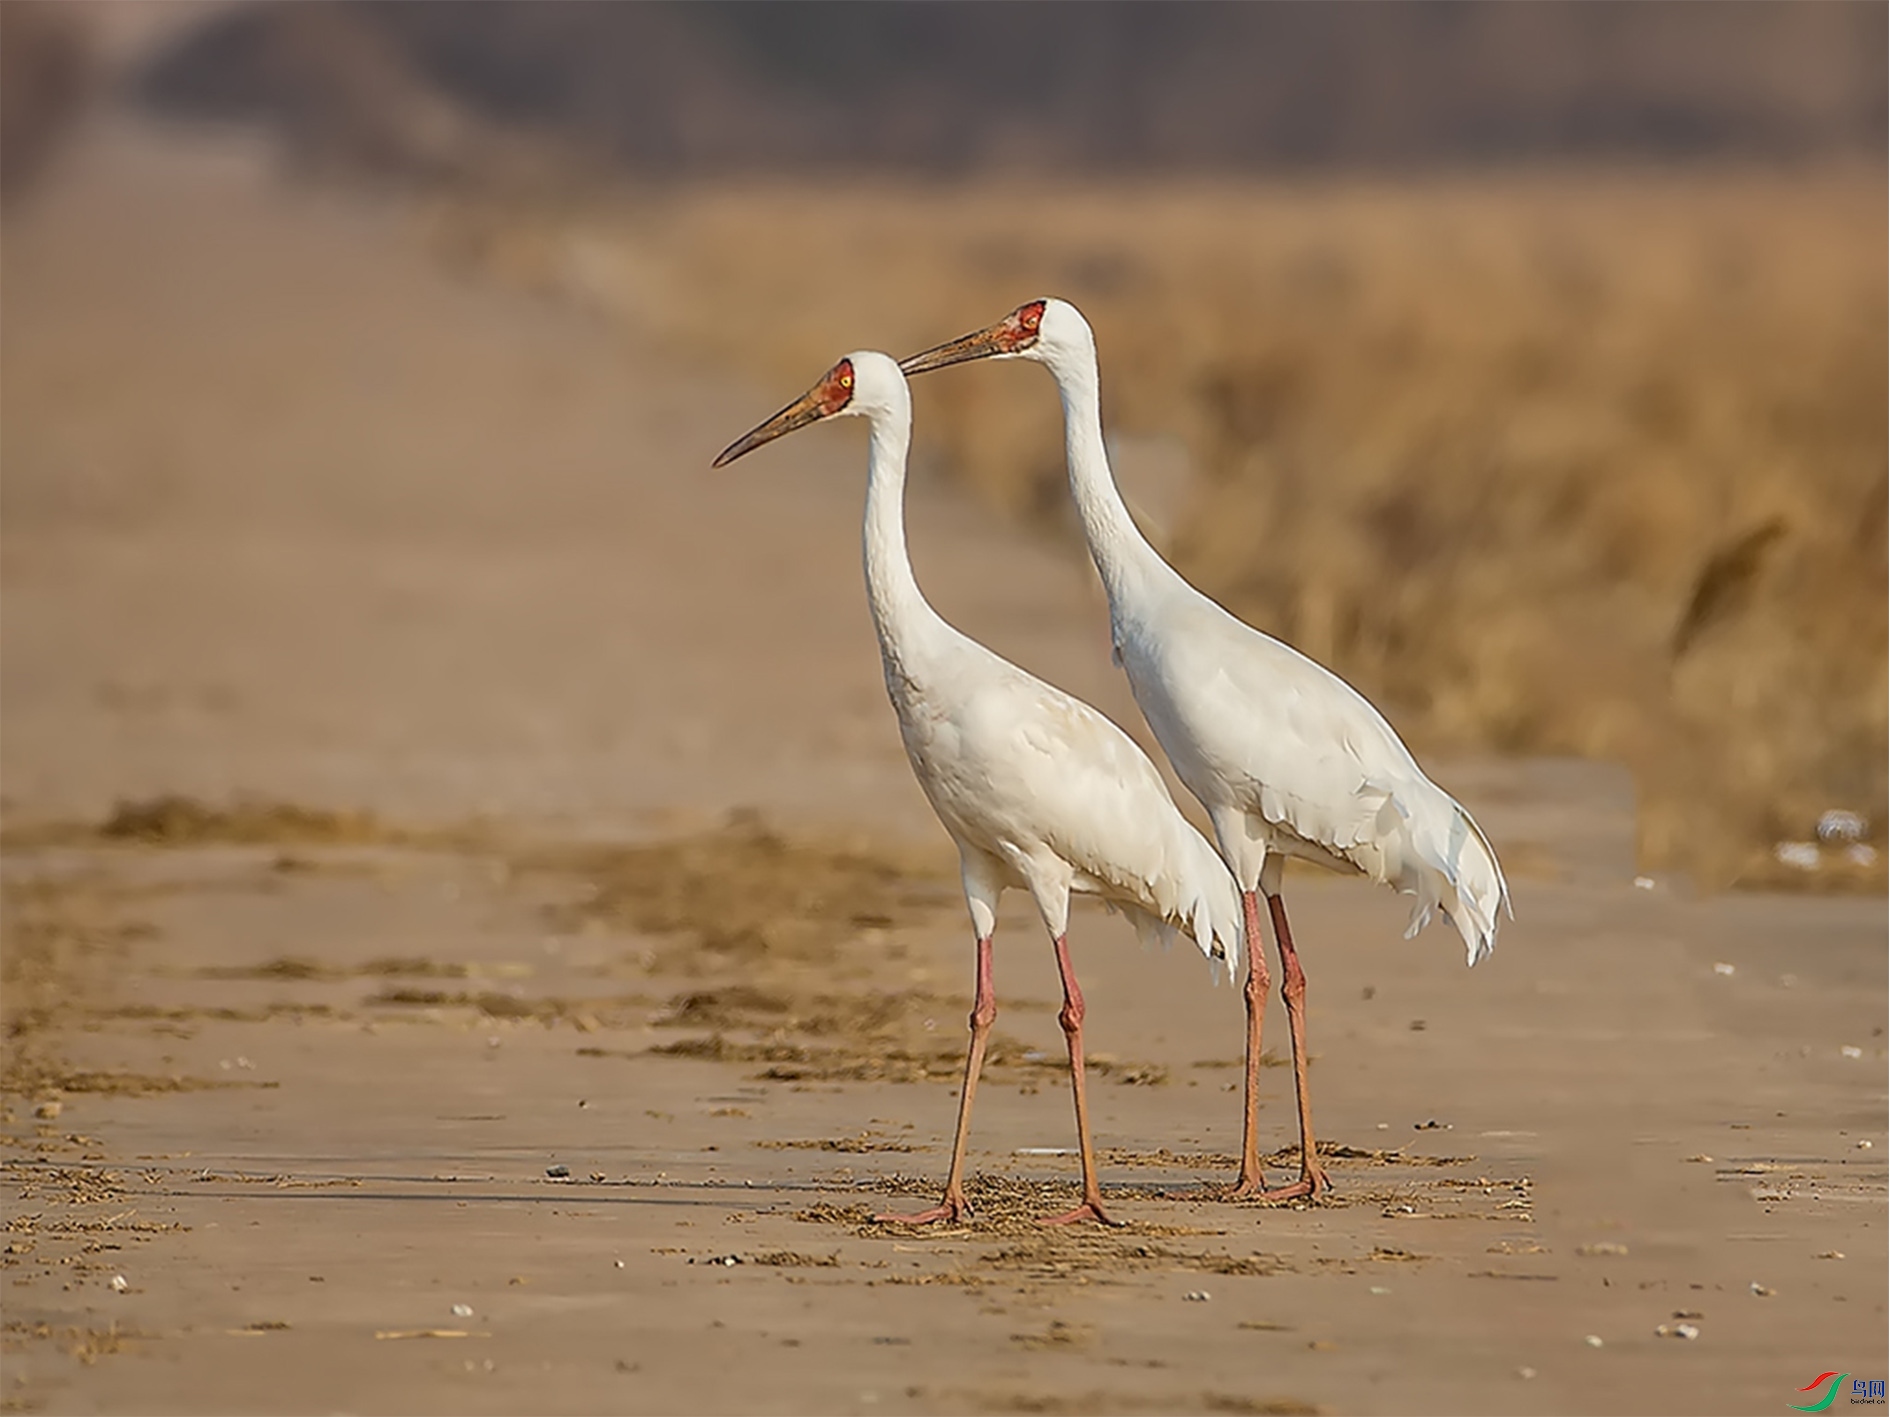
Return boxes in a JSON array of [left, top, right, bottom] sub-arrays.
[[898, 298, 1094, 378], [711, 351, 908, 467]]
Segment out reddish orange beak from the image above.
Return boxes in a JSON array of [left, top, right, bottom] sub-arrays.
[[712, 386, 830, 468], [712, 359, 856, 467]]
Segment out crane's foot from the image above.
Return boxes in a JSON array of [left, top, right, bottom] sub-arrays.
[[875, 1193, 970, 1226], [1255, 1165, 1332, 1204], [1183, 1161, 1332, 1204], [1036, 1198, 1121, 1227], [1217, 1172, 1275, 1201]]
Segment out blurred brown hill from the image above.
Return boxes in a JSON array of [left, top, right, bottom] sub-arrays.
[[133, 1, 1885, 181], [0, 2, 92, 202]]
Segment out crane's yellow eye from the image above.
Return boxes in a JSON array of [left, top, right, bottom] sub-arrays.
[[840, 374, 852, 387]]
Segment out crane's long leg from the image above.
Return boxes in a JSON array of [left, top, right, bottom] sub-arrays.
[[1220, 888, 1274, 1198], [1259, 891, 1331, 1201], [875, 934, 996, 1225], [1037, 933, 1121, 1226]]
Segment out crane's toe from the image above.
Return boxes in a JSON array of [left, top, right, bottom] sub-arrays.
[[1256, 1166, 1332, 1204], [874, 1196, 970, 1226], [1213, 1175, 1273, 1202], [1036, 1199, 1122, 1227]]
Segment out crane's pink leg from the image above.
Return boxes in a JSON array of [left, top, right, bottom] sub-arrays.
[[1038, 934, 1121, 1226], [876, 935, 996, 1225], [1219, 889, 1274, 1198], [1258, 892, 1331, 1201]]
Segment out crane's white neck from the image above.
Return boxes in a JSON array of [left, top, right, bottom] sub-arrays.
[[860, 400, 949, 675], [1047, 349, 1171, 608]]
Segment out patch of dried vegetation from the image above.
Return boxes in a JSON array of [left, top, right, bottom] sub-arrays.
[[642, 1026, 1017, 1085], [516, 810, 955, 972], [637, 981, 1171, 1085], [4, 794, 487, 851], [1, 1320, 155, 1368], [2, 805, 987, 1095], [509, 811, 1014, 1077], [0, 871, 185, 1100]]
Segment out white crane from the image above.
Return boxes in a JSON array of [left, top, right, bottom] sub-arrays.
[[901, 301, 1508, 1201], [713, 350, 1244, 1226]]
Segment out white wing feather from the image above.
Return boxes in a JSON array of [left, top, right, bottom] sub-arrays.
[[892, 629, 1243, 982], [1124, 592, 1507, 967]]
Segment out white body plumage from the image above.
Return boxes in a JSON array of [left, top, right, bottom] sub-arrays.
[[1110, 564, 1507, 965], [720, 349, 1244, 977], [1031, 301, 1508, 965], [847, 351, 1242, 978]]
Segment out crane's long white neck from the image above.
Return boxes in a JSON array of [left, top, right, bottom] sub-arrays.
[[861, 399, 951, 675], [1048, 349, 1174, 610]]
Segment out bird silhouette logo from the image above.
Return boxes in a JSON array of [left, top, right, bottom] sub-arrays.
[[1788, 1372, 1849, 1412]]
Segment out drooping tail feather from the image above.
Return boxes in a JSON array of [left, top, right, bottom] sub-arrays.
[[1399, 788, 1508, 967], [1114, 828, 1243, 985]]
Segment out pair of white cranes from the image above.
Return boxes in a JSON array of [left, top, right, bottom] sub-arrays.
[[712, 299, 1508, 1226]]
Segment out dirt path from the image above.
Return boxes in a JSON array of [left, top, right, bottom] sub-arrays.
[[1, 115, 1140, 835], [3, 119, 1884, 1416]]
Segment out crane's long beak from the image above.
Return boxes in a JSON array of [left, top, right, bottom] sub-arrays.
[[711, 388, 828, 468], [898, 321, 1013, 376]]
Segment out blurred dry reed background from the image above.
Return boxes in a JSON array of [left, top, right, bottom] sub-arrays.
[[421, 173, 1888, 894], [16, 1, 1888, 892]]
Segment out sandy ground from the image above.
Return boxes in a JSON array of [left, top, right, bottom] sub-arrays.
[[3, 118, 1885, 1416]]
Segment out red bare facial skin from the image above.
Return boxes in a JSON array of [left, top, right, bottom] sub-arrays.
[[814, 358, 856, 415], [1005, 300, 1046, 351]]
